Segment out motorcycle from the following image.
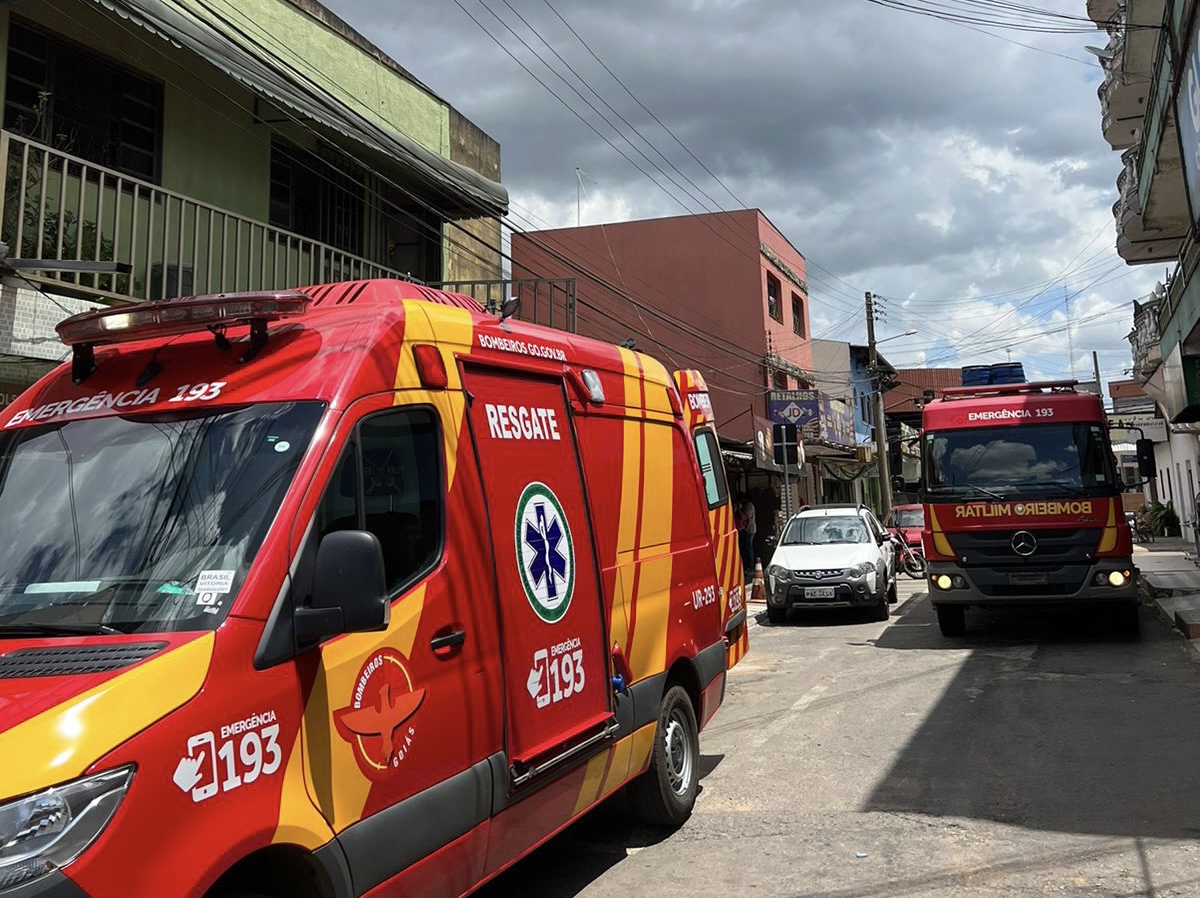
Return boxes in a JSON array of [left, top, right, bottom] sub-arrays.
[[888, 531, 927, 579]]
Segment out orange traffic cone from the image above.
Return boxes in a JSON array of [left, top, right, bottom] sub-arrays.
[[750, 558, 767, 604]]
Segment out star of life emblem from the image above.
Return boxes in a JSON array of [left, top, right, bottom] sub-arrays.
[[515, 481, 575, 623]]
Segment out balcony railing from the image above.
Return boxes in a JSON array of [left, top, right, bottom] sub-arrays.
[[0, 131, 409, 305]]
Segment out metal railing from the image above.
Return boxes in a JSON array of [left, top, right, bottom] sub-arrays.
[[0, 131, 409, 305], [428, 277, 577, 332]]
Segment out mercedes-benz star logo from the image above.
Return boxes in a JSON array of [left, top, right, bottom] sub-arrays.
[[1011, 531, 1038, 556]]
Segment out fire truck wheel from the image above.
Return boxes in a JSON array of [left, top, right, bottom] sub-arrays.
[[936, 603, 966, 637], [629, 685, 699, 827]]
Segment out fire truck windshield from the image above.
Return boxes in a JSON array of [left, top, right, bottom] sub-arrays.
[[923, 421, 1118, 497], [0, 401, 323, 635]]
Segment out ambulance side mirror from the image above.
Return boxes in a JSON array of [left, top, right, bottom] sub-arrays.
[[294, 530, 390, 643]]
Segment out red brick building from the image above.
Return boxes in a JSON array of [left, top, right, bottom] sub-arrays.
[[510, 210, 813, 446]]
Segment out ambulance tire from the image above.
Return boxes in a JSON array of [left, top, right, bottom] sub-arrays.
[[629, 685, 699, 827]]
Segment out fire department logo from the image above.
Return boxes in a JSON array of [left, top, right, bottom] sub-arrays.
[[515, 481, 575, 623], [334, 649, 425, 779]]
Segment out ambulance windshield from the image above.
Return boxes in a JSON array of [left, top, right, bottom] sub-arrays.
[[923, 421, 1118, 497], [0, 400, 323, 634]]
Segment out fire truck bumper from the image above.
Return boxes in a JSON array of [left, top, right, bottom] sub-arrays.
[[927, 560, 1139, 606]]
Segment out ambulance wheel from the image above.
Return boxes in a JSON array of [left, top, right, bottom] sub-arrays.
[[629, 685, 699, 827], [936, 604, 966, 637]]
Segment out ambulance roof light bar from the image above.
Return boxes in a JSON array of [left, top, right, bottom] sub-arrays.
[[57, 291, 312, 383]]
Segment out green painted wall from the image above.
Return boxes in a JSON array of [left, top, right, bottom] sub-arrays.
[[2, 2, 269, 219], [175, 0, 450, 156], [3, 0, 458, 222]]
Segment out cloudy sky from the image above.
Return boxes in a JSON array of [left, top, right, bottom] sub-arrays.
[[325, 0, 1156, 392]]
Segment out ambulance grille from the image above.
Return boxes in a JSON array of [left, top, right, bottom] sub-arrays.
[[0, 642, 167, 678]]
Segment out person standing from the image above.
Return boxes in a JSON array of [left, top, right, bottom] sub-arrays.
[[736, 493, 757, 574]]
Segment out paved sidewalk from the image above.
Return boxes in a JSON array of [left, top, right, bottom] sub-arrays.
[[1135, 537, 1200, 642]]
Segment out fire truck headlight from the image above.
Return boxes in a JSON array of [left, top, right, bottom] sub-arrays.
[[0, 766, 133, 889], [1108, 570, 1130, 588], [934, 575, 954, 590]]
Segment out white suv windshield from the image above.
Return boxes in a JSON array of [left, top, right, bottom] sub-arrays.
[[781, 515, 870, 546], [0, 401, 323, 635]]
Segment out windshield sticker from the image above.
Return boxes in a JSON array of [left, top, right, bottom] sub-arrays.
[[272, 440, 291, 453], [196, 570, 236, 594], [334, 649, 425, 779], [172, 711, 281, 803], [23, 580, 101, 594], [515, 482, 575, 623], [197, 592, 222, 614]]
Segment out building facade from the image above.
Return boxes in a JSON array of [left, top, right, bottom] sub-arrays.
[[1088, 0, 1200, 537], [0, 0, 507, 407], [511, 209, 816, 548]]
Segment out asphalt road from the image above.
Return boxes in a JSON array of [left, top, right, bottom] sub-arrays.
[[477, 575, 1200, 897]]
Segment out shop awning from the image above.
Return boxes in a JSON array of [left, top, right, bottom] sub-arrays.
[[92, 0, 509, 218]]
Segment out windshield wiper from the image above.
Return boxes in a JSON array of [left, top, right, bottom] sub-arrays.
[[1010, 480, 1087, 497], [0, 622, 122, 637], [938, 483, 1006, 501]]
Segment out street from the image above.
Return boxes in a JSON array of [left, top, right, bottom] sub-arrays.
[[478, 570, 1200, 897]]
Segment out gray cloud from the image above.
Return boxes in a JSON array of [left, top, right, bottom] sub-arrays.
[[326, 0, 1154, 381]]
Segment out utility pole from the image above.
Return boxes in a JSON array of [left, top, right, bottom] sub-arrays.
[[866, 291, 893, 517]]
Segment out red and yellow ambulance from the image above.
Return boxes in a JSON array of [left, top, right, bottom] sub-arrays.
[[0, 279, 746, 897]]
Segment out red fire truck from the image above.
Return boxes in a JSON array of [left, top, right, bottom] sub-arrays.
[[913, 380, 1151, 637]]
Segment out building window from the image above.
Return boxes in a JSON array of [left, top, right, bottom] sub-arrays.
[[4, 19, 161, 181], [766, 273, 782, 322], [772, 370, 788, 390], [270, 138, 365, 254], [792, 293, 805, 336]]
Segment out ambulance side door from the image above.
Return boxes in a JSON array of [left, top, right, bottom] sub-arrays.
[[461, 365, 613, 781], [297, 401, 499, 895]]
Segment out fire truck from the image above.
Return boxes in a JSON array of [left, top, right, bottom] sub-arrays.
[[911, 380, 1153, 637]]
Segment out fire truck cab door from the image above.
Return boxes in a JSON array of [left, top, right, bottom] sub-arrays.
[[463, 366, 611, 779]]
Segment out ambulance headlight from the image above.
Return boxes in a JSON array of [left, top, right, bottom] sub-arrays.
[[0, 766, 133, 889]]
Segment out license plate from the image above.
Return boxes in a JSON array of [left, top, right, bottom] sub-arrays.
[[804, 586, 836, 599]]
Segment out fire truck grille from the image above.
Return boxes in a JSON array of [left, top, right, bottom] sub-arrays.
[[946, 528, 1101, 597]]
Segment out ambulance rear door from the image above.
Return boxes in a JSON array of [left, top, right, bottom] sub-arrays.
[[462, 365, 613, 785]]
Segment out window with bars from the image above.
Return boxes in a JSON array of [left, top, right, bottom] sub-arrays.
[[270, 138, 365, 255], [4, 18, 161, 181]]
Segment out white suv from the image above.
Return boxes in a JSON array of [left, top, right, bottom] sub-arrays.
[[765, 504, 897, 624]]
